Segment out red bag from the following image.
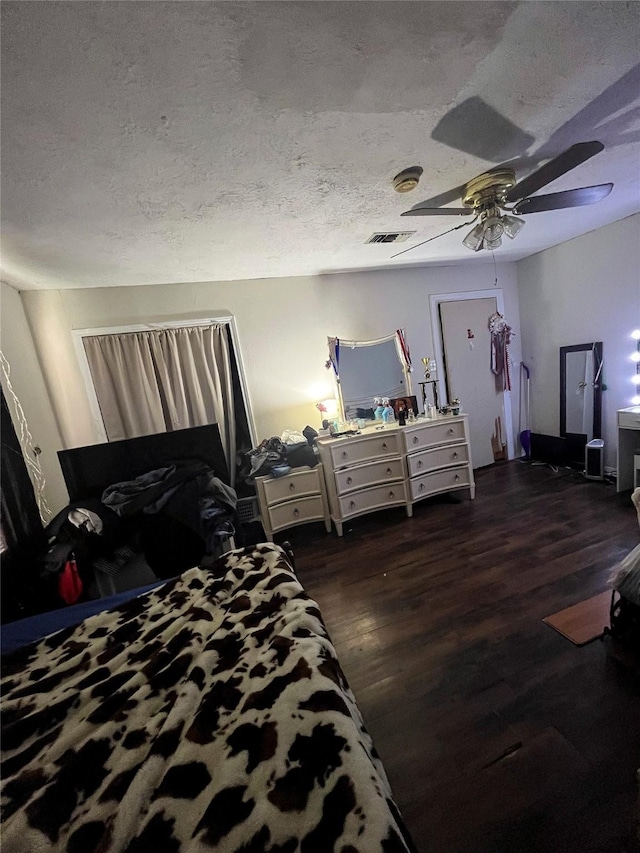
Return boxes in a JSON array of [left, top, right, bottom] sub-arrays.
[[58, 557, 83, 605]]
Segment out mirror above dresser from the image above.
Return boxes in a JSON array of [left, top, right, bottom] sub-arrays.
[[328, 331, 413, 421]]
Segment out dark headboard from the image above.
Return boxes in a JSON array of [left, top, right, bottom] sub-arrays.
[[58, 425, 229, 502]]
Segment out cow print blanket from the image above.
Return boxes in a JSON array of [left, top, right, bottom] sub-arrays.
[[2, 543, 415, 852]]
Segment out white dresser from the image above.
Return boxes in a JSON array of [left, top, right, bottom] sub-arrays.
[[617, 406, 640, 492], [402, 415, 475, 504], [255, 464, 331, 540], [317, 414, 475, 536]]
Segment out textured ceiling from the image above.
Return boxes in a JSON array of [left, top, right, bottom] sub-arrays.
[[1, 1, 639, 290]]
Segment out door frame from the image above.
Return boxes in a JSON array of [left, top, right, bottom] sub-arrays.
[[428, 289, 515, 461]]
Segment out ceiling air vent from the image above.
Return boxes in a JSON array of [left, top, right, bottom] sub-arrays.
[[366, 231, 416, 244]]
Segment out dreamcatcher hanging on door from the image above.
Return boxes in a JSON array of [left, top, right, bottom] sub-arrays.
[[488, 311, 515, 392]]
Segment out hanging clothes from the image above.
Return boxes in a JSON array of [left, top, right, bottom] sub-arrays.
[[488, 312, 515, 392]]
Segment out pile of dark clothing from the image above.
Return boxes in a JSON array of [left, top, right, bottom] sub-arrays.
[[40, 460, 237, 608], [238, 429, 318, 483]]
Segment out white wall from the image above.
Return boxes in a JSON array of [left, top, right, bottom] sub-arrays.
[[517, 213, 640, 469], [20, 261, 522, 511], [0, 282, 69, 514]]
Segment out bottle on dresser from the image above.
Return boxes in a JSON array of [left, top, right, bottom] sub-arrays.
[[382, 399, 395, 424]]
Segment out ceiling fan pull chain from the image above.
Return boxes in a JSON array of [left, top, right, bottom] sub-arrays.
[[391, 220, 471, 259]]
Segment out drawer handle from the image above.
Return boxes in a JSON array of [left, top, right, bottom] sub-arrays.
[[342, 451, 348, 459], [454, 474, 460, 481], [346, 476, 353, 485], [382, 442, 388, 449], [386, 467, 392, 474], [293, 508, 300, 517], [448, 428, 455, 435], [419, 483, 425, 491], [349, 500, 356, 509], [452, 452, 459, 459], [417, 460, 423, 468], [413, 436, 419, 444], [389, 491, 395, 498], [289, 482, 296, 491]]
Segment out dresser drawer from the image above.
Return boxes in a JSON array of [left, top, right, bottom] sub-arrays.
[[330, 433, 401, 468], [263, 467, 321, 504], [403, 419, 466, 452], [335, 457, 404, 495], [339, 481, 407, 517], [618, 409, 640, 429], [410, 465, 470, 501], [268, 495, 326, 531], [407, 444, 469, 477]]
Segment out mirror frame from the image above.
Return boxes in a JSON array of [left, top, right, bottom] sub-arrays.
[[329, 333, 413, 422], [559, 342, 603, 440]]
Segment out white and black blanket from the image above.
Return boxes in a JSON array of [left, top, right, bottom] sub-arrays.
[[2, 543, 415, 852]]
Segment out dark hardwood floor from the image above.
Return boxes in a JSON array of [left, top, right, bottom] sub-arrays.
[[275, 461, 640, 853]]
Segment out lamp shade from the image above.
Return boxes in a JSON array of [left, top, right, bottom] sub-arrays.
[[462, 222, 484, 251], [503, 214, 526, 239], [483, 215, 504, 242], [483, 234, 502, 250]]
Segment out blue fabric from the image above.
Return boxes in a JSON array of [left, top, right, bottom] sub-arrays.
[[1, 580, 168, 656]]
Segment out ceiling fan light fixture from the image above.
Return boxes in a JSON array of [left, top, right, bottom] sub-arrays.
[[462, 222, 485, 252], [502, 214, 526, 240], [483, 215, 504, 242], [483, 234, 502, 250]]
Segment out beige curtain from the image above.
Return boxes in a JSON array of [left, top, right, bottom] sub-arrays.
[[83, 325, 236, 484]]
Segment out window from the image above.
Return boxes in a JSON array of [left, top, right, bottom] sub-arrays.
[[74, 319, 255, 487]]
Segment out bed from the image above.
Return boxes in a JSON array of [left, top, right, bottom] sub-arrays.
[[1, 542, 416, 852]]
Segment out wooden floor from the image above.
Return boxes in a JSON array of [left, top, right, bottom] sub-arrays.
[[277, 461, 640, 853]]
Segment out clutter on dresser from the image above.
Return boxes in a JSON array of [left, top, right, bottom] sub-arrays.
[[239, 429, 319, 482], [419, 356, 441, 414]]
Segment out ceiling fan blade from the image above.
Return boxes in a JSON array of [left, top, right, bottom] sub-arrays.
[[513, 183, 613, 214], [401, 206, 470, 217], [504, 141, 605, 203], [405, 184, 466, 210], [431, 97, 535, 162]]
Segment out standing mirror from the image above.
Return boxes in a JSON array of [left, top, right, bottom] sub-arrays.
[[560, 342, 603, 440], [328, 333, 413, 421]]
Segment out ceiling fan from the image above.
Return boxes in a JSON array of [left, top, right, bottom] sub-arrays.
[[399, 141, 613, 254]]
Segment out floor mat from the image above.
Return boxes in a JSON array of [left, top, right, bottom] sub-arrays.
[[543, 591, 611, 645]]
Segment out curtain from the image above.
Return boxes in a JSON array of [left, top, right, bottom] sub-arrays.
[[1, 386, 45, 552], [83, 325, 237, 485], [1, 388, 47, 622]]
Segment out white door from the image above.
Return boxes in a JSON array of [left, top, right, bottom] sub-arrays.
[[438, 297, 507, 469]]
